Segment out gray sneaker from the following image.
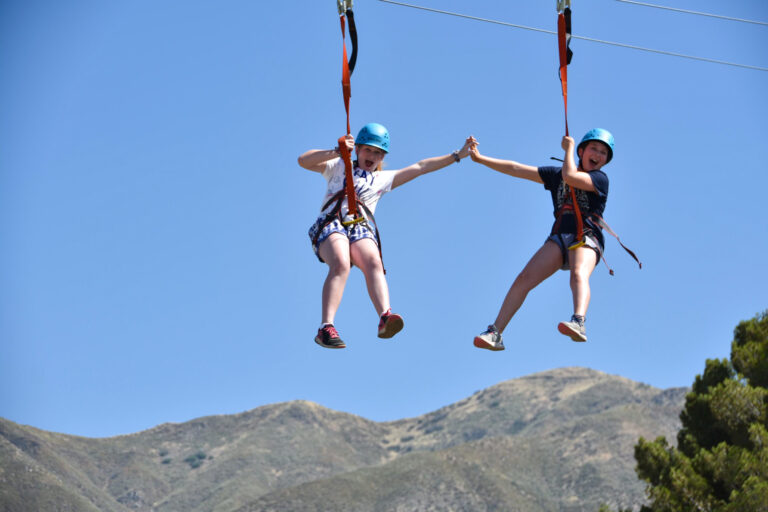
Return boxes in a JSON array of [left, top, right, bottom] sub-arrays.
[[557, 319, 587, 342], [474, 325, 505, 351]]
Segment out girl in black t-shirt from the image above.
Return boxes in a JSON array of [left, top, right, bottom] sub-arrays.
[[469, 129, 615, 348]]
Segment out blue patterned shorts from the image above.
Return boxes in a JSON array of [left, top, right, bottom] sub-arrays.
[[308, 216, 378, 263]]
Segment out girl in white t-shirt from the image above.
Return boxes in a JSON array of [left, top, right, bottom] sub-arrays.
[[298, 123, 474, 349]]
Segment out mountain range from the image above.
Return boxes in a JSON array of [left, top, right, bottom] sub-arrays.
[[0, 367, 688, 512]]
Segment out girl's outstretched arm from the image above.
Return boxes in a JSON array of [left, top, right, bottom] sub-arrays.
[[297, 135, 355, 173], [391, 136, 475, 190], [469, 141, 542, 183]]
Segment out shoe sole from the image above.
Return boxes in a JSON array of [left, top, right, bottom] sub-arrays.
[[557, 322, 587, 342], [473, 337, 504, 351], [378, 315, 404, 339], [314, 338, 346, 349]]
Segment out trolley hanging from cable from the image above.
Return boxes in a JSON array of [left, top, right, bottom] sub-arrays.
[[554, 0, 642, 274], [336, 0, 364, 227]]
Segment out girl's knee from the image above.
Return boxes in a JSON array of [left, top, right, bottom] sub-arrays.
[[350, 243, 383, 275], [570, 268, 591, 285], [513, 270, 537, 293], [358, 257, 384, 277], [327, 258, 351, 276]]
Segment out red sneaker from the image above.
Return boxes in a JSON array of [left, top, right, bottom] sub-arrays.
[[378, 309, 404, 339]]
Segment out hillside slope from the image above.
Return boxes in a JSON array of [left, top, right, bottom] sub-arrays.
[[0, 367, 687, 512]]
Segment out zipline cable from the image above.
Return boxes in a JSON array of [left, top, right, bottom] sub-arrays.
[[377, 0, 768, 72], [614, 0, 768, 27]]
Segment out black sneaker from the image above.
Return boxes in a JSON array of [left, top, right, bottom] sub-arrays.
[[315, 324, 346, 349]]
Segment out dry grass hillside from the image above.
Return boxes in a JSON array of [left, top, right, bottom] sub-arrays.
[[0, 367, 687, 512]]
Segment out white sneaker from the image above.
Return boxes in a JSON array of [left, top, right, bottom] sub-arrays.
[[557, 319, 587, 342], [473, 325, 505, 351]]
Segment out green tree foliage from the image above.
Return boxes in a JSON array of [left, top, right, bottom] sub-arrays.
[[633, 311, 768, 511], [732, 311, 768, 389]]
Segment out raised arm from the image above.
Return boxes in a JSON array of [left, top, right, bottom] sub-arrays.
[[560, 135, 596, 192], [297, 134, 355, 173], [468, 140, 542, 183], [390, 136, 475, 190]]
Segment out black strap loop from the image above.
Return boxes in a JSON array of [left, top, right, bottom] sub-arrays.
[[346, 9, 358, 74]]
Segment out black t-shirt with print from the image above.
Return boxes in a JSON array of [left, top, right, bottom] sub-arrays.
[[538, 166, 609, 248]]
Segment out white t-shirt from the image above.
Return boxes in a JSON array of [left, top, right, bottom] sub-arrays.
[[318, 157, 396, 216]]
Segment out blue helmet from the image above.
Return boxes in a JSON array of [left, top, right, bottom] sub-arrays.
[[355, 123, 390, 153], [578, 128, 614, 163]]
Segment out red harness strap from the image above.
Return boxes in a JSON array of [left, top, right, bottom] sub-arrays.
[[557, 9, 570, 138], [339, 15, 352, 136], [554, 195, 583, 240], [557, 4, 584, 246], [338, 12, 358, 219]]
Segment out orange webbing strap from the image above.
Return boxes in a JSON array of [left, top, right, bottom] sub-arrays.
[[557, 5, 583, 248], [340, 15, 352, 136], [338, 11, 358, 218], [337, 134, 358, 219], [557, 11, 570, 138]]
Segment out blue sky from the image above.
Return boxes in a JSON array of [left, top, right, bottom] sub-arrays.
[[1, 0, 766, 438]]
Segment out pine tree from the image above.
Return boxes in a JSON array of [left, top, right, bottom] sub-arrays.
[[633, 311, 768, 511]]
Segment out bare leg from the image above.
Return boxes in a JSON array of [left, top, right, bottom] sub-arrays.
[[349, 237, 389, 316], [317, 233, 352, 325], [493, 241, 563, 333], [567, 245, 599, 318]]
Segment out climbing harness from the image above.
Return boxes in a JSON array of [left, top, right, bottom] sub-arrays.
[[336, 0, 362, 226], [311, 188, 387, 272], [554, 1, 641, 274]]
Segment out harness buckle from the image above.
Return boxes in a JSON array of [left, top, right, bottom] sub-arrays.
[[337, 0, 353, 15], [341, 214, 365, 227]]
